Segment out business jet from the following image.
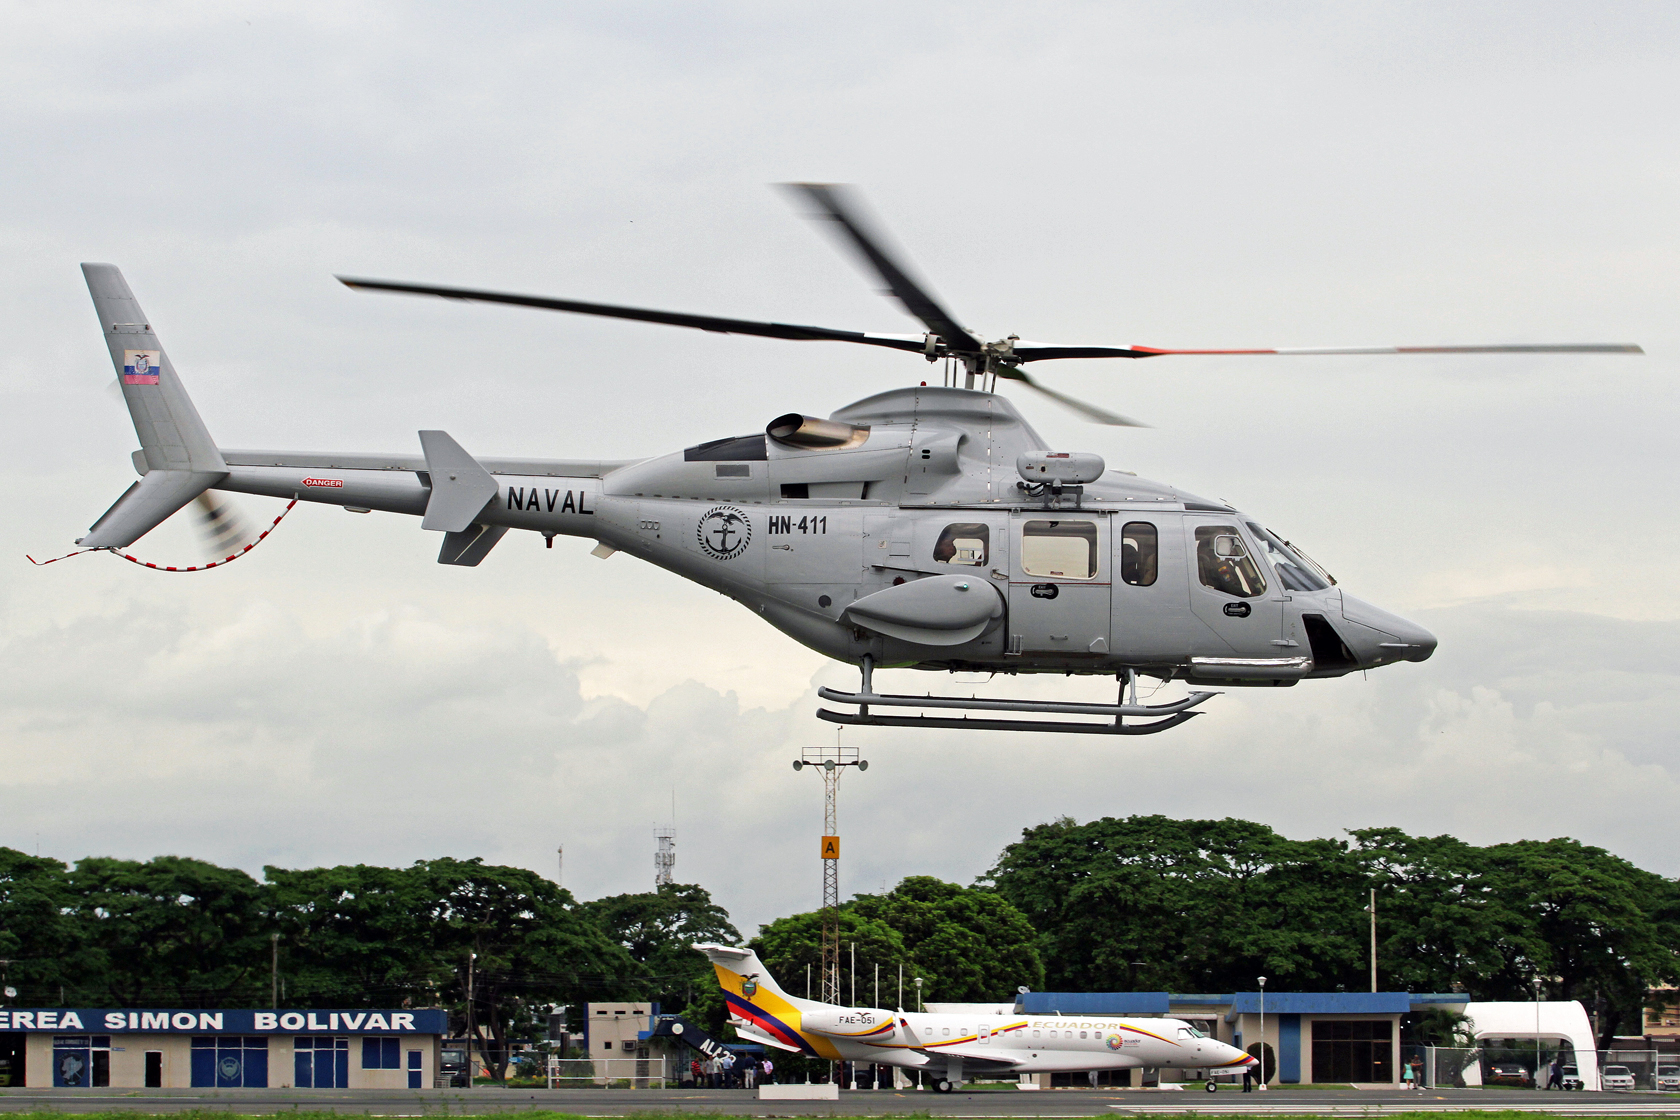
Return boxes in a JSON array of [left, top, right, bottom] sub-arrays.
[[697, 943, 1254, 1093]]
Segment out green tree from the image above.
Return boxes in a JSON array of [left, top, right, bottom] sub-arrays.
[[985, 815, 1369, 992], [752, 876, 1042, 1009], [577, 882, 740, 1027], [1481, 838, 1680, 1043], [68, 855, 268, 1006], [988, 814, 1680, 1020], [0, 848, 79, 1004], [417, 857, 635, 1081], [265, 862, 447, 1007]]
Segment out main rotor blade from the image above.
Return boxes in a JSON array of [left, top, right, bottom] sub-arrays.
[[336, 277, 928, 355], [1014, 342, 1643, 361], [1001, 368, 1150, 427], [781, 183, 986, 355]]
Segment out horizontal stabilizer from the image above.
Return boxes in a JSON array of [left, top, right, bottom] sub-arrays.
[[79, 470, 225, 549], [438, 523, 507, 566]]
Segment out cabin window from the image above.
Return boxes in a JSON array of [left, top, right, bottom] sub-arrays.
[[1032, 1030, 1040, 1038], [1021, 520, 1099, 579], [1195, 525, 1266, 598], [933, 523, 988, 566], [941, 1027, 950, 1037], [1121, 522, 1158, 586]]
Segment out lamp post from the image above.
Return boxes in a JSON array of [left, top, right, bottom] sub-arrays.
[[1366, 889, 1378, 993], [1258, 976, 1267, 1091], [467, 950, 477, 1089], [270, 933, 281, 1008], [914, 978, 925, 1091], [1533, 976, 1542, 1092]]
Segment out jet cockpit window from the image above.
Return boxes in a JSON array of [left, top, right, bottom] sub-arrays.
[[1021, 520, 1099, 579], [1195, 525, 1266, 598], [933, 523, 988, 566], [1121, 521, 1158, 586], [1247, 523, 1335, 590]]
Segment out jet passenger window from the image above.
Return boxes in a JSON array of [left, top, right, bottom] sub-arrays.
[[1195, 525, 1266, 598], [1021, 520, 1099, 579], [933, 523, 988, 566], [1121, 522, 1158, 586]]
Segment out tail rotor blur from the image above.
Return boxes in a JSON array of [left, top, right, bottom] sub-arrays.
[[193, 492, 251, 557]]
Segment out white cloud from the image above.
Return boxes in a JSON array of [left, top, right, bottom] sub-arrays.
[[1, 2, 1677, 934]]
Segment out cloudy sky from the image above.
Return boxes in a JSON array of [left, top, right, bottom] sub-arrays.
[[3, 2, 1677, 939]]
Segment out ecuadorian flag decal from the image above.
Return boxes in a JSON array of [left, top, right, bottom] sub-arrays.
[[122, 350, 161, 385]]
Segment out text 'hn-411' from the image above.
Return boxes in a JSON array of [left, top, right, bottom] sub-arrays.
[[61, 185, 1640, 733]]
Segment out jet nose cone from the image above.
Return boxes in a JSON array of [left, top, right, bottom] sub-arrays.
[[1339, 595, 1437, 664]]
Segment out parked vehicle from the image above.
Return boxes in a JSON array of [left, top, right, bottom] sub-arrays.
[[440, 1047, 470, 1088], [1602, 1064, 1636, 1090], [1654, 1065, 1679, 1092], [1560, 1064, 1584, 1090], [1487, 1063, 1533, 1087]]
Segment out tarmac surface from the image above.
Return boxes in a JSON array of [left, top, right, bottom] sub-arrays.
[[2, 1086, 1680, 1116]]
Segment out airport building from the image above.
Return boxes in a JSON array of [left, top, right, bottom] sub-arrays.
[[1015, 991, 1469, 1086], [0, 1008, 447, 1089]]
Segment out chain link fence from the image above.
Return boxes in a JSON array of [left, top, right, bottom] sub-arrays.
[[1411, 1045, 1673, 1091]]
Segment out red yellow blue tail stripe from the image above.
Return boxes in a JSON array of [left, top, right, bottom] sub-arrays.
[[724, 992, 816, 1055]]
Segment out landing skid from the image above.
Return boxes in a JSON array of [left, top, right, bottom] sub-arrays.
[[816, 661, 1219, 735]]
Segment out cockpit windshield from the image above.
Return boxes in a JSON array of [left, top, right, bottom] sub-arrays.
[[1247, 523, 1334, 591]]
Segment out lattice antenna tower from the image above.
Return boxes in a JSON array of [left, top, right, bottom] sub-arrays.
[[794, 742, 867, 1005], [654, 827, 676, 888]]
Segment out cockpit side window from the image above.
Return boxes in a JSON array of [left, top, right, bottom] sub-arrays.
[[1021, 520, 1099, 579], [1195, 525, 1266, 598], [1247, 523, 1334, 591], [1121, 522, 1158, 586], [683, 434, 768, 462], [933, 523, 988, 566]]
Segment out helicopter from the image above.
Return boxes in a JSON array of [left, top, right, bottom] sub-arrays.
[[65, 185, 1641, 734]]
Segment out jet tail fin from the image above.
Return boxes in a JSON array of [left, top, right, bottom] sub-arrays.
[[693, 943, 800, 1005]]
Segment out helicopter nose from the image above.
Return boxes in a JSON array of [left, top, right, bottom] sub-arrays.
[[1339, 595, 1437, 664]]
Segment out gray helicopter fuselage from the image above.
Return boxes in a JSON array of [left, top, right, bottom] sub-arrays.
[[213, 385, 1434, 685]]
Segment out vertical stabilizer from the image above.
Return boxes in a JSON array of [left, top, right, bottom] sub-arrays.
[[693, 943, 825, 1056], [82, 263, 225, 474], [76, 265, 226, 547]]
